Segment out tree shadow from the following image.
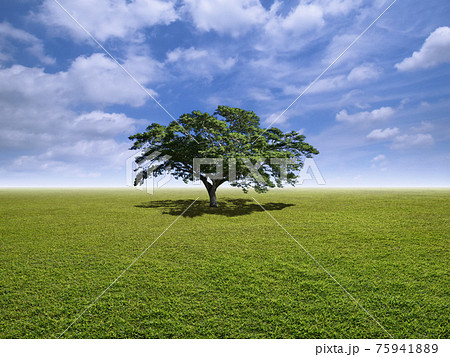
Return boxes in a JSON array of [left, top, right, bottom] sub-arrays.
[[135, 198, 295, 218]]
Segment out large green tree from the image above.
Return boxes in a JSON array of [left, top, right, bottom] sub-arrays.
[[129, 106, 319, 207]]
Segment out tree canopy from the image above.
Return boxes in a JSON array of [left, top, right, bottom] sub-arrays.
[[129, 106, 319, 207]]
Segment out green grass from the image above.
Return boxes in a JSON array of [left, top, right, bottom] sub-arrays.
[[0, 188, 448, 338]]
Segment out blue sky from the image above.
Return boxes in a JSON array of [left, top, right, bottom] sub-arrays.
[[0, 0, 449, 187]]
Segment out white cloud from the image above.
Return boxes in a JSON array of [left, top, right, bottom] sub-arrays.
[[386, 121, 435, 150], [336, 106, 395, 123], [1, 88, 139, 176], [347, 63, 381, 82], [284, 63, 380, 96], [72, 111, 142, 138], [182, 0, 359, 41], [249, 54, 296, 83], [264, 2, 324, 46], [307, 75, 347, 94], [11, 139, 130, 177], [37, 0, 178, 41], [364, 119, 435, 150], [276, 3, 324, 34], [0, 128, 55, 150], [284, 75, 345, 95], [410, 121, 434, 133], [367, 127, 400, 140], [0, 65, 67, 112], [391, 134, 434, 149], [315, 0, 362, 16], [247, 88, 273, 101], [395, 26, 450, 71], [264, 111, 292, 125], [398, 98, 410, 109], [0, 35, 161, 181], [0, 62, 146, 151], [372, 154, 386, 162], [166, 47, 236, 80], [0, 22, 55, 64], [252, 1, 365, 54], [0, 53, 160, 109], [370, 153, 388, 170], [309, 62, 380, 92], [182, 0, 267, 37], [0, 22, 36, 42], [40, 139, 129, 163], [323, 33, 361, 64], [67, 53, 159, 106], [3, 108, 138, 177]]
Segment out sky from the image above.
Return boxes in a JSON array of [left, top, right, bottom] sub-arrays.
[[0, 0, 449, 188]]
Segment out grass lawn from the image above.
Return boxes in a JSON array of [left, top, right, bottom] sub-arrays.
[[0, 188, 448, 339]]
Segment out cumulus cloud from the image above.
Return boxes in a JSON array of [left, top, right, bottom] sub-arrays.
[[284, 63, 380, 96], [246, 88, 274, 102], [386, 120, 435, 150], [0, 66, 68, 125], [0, 60, 145, 155], [391, 133, 434, 149], [347, 63, 381, 82], [364, 119, 435, 150], [0, 22, 37, 42], [336, 106, 395, 123], [268, 2, 324, 35], [0, 73, 141, 147], [182, 1, 325, 52], [0, 53, 160, 109], [0, 22, 55, 64], [71, 111, 142, 138], [11, 139, 131, 178], [395, 26, 450, 71], [166, 47, 236, 80], [67, 53, 159, 106], [303, 75, 346, 94], [183, 0, 361, 40], [263, 1, 324, 48], [367, 127, 400, 140], [263, 111, 292, 125], [1, 89, 140, 176], [315, 0, 362, 16], [0, 33, 167, 181], [36, 0, 178, 41], [182, 0, 267, 37], [410, 121, 434, 133]]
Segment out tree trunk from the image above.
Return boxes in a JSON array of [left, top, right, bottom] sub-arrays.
[[208, 186, 218, 207], [200, 175, 225, 208]]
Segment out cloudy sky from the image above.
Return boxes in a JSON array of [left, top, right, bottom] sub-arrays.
[[1, 0, 449, 187]]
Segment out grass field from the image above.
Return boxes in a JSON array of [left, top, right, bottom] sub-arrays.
[[0, 188, 448, 339]]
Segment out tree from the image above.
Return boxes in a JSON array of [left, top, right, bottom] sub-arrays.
[[129, 106, 319, 207]]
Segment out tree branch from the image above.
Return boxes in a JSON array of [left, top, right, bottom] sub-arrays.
[[200, 175, 212, 191]]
